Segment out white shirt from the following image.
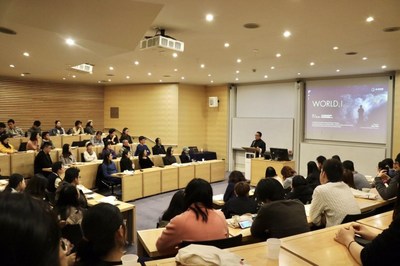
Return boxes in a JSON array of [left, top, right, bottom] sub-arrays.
[[83, 151, 97, 162]]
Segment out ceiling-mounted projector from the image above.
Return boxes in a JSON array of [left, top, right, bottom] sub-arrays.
[[140, 29, 184, 52]]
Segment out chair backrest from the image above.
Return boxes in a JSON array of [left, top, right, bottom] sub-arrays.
[[179, 234, 242, 250], [81, 153, 85, 162], [341, 209, 376, 224], [18, 142, 27, 151]]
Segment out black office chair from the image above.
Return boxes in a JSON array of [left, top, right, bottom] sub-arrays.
[[179, 234, 243, 249], [341, 209, 376, 224], [95, 163, 121, 196], [18, 142, 27, 151]]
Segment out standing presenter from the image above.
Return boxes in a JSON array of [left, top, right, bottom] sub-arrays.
[[251, 131, 266, 157]]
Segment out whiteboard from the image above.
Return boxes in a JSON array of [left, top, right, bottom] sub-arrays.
[[232, 118, 294, 150]]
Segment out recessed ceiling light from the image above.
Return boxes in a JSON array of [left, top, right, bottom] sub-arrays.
[[109, 66, 114, 71], [65, 38, 75, 46], [97, 81, 101, 83], [148, 72, 152, 76], [333, 46, 339, 50], [23, 52, 29, 57], [224, 42, 230, 48], [264, 75, 268, 78], [310, 62, 315, 66], [9, 64, 15, 68], [366, 16, 374, 22], [62, 77, 66, 80], [208, 74, 211, 77], [276, 53, 281, 58], [174, 69, 178, 72], [381, 65, 387, 69], [297, 72, 301, 75], [283, 30, 291, 38], [235, 78, 239, 81], [181, 76, 185, 80], [159, 79, 163, 82], [362, 57, 368, 60], [108, 79, 111, 82], [336, 69, 340, 72], [126, 76, 130, 79], [270, 66, 275, 70], [172, 52, 178, 58], [134, 61, 139, 65], [236, 70, 240, 74], [20, 73, 25, 76], [205, 14, 214, 22], [72, 75, 76, 78], [210, 80, 214, 83], [200, 64, 205, 68], [236, 58, 242, 63]]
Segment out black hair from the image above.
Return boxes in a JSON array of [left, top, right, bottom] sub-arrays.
[[95, 131, 102, 136], [42, 141, 52, 149], [122, 127, 128, 134], [76, 203, 123, 265], [29, 132, 38, 141], [85, 120, 92, 127], [254, 178, 284, 203], [256, 131, 262, 137], [395, 153, 400, 164], [342, 160, 355, 172], [343, 169, 356, 189], [0, 193, 61, 266], [75, 120, 82, 127], [108, 128, 116, 134], [322, 159, 343, 182], [25, 174, 48, 200], [41, 131, 49, 139], [228, 170, 246, 183], [62, 143, 72, 158], [0, 134, 11, 148], [4, 173, 24, 193], [155, 137, 160, 145], [382, 158, 394, 169], [316, 155, 326, 165], [7, 119, 15, 124], [52, 161, 63, 173], [64, 167, 80, 183], [86, 142, 93, 148], [33, 120, 41, 127], [102, 151, 112, 165], [139, 136, 146, 141], [265, 166, 277, 178], [0, 122, 5, 128], [331, 155, 341, 162], [184, 178, 213, 222], [166, 146, 173, 156], [55, 120, 60, 125], [292, 175, 307, 189], [161, 190, 186, 221], [55, 184, 80, 220]]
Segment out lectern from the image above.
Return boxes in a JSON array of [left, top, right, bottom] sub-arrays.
[[242, 147, 260, 180]]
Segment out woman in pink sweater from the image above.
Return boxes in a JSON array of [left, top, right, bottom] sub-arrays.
[[156, 178, 228, 255]]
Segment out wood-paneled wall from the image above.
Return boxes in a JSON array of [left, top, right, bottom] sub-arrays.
[[0, 77, 104, 131], [393, 71, 400, 157]]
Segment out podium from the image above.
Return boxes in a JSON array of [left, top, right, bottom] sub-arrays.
[[242, 147, 260, 180]]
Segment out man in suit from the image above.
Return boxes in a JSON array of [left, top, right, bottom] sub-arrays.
[[250, 131, 266, 157]]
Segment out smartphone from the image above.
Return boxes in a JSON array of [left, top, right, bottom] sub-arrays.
[[238, 220, 252, 229], [355, 235, 371, 247]]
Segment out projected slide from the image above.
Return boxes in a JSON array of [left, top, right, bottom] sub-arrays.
[[305, 77, 389, 144]]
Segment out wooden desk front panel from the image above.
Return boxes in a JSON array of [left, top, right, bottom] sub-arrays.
[[142, 168, 161, 197], [11, 152, 35, 177], [251, 159, 295, 186], [178, 164, 195, 188], [0, 155, 11, 176], [210, 160, 225, 182], [76, 162, 100, 189], [194, 163, 211, 182], [50, 136, 62, 148], [121, 172, 143, 201], [61, 135, 80, 146], [132, 158, 140, 170], [8, 138, 21, 151], [161, 166, 178, 192]]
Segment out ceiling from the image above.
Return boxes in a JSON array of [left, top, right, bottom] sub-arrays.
[[0, 0, 399, 85]]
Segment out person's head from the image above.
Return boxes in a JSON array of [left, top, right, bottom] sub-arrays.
[[4, 173, 26, 193], [0, 134, 9, 146], [155, 137, 161, 145], [382, 158, 394, 169], [105, 141, 112, 149], [291, 175, 307, 189], [102, 151, 112, 165], [234, 181, 250, 198], [75, 120, 82, 127], [307, 161, 319, 175], [52, 162, 65, 175], [7, 119, 15, 129], [184, 178, 213, 222], [76, 203, 125, 265], [122, 139, 129, 147], [95, 131, 102, 140], [166, 146, 174, 156], [265, 166, 277, 178], [86, 120, 93, 127], [25, 174, 48, 199], [138, 136, 146, 144], [316, 155, 326, 170], [228, 170, 246, 184], [342, 168, 356, 189], [395, 153, 400, 171], [29, 132, 38, 141], [33, 120, 41, 128], [320, 159, 343, 184], [56, 184, 79, 209], [42, 131, 50, 140], [62, 143, 71, 156], [55, 120, 61, 127], [42, 142, 52, 153], [254, 178, 284, 203], [122, 127, 129, 135], [64, 167, 80, 185], [255, 131, 262, 140], [162, 190, 186, 221], [331, 155, 341, 162], [281, 166, 296, 179], [342, 160, 355, 172], [0, 192, 65, 266], [86, 142, 93, 153], [108, 128, 116, 136], [0, 122, 6, 132], [182, 147, 190, 154]]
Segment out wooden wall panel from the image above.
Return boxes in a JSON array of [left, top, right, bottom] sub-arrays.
[[0, 77, 104, 132], [103, 84, 179, 146], [393, 71, 400, 157]]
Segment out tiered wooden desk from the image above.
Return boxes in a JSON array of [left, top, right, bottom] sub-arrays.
[[250, 158, 296, 186], [11, 152, 35, 177], [356, 210, 393, 230], [161, 166, 178, 192], [0, 154, 11, 176]]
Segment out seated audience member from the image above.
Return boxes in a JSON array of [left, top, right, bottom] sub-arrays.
[[158, 190, 186, 228], [34, 142, 53, 177], [223, 170, 247, 202], [83, 142, 97, 162], [251, 178, 309, 239], [120, 150, 134, 172], [26, 132, 40, 151], [59, 144, 76, 165], [101, 141, 117, 159], [382, 158, 397, 177], [179, 147, 191, 163], [342, 160, 370, 190], [101, 152, 121, 185], [306, 161, 321, 190], [47, 162, 65, 195], [373, 160, 399, 200], [103, 128, 119, 145], [152, 137, 166, 155], [91, 131, 104, 147], [3, 173, 26, 193], [281, 166, 296, 191], [222, 181, 257, 218], [0, 122, 7, 136], [163, 147, 177, 165], [54, 184, 84, 226], [156, 178, 228, 255], [50, 120, 66, 136], [309, 159, 360, 227], [138, 149, 154, 169], [316, 155, 326, 171], [285, 175, 313, 204], [75, 203, 127, 266], [27, 120, 42, 137], [0, 193, 72, 266], [58, 167, 87, 209], [118, 139, 131, 157], [332, 155, 341, 162], [25, 174, 49, 202], [72, 120, 84, 135], [265, 166, 283, 186], [0, 134, 17, 154], [84, 120, 95, 135], [343, 166, 356, 189], [119, 127, 133, 144], [134, 136, 151, 156], [6, 119, 24, 137], [41, 131, 54, 149], [335, 183, 400, 265]]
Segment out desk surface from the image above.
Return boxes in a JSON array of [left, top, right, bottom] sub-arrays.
[[356, 210, 393, 230]]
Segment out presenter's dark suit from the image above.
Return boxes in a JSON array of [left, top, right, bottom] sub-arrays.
[[250, 139, 266, 157]]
